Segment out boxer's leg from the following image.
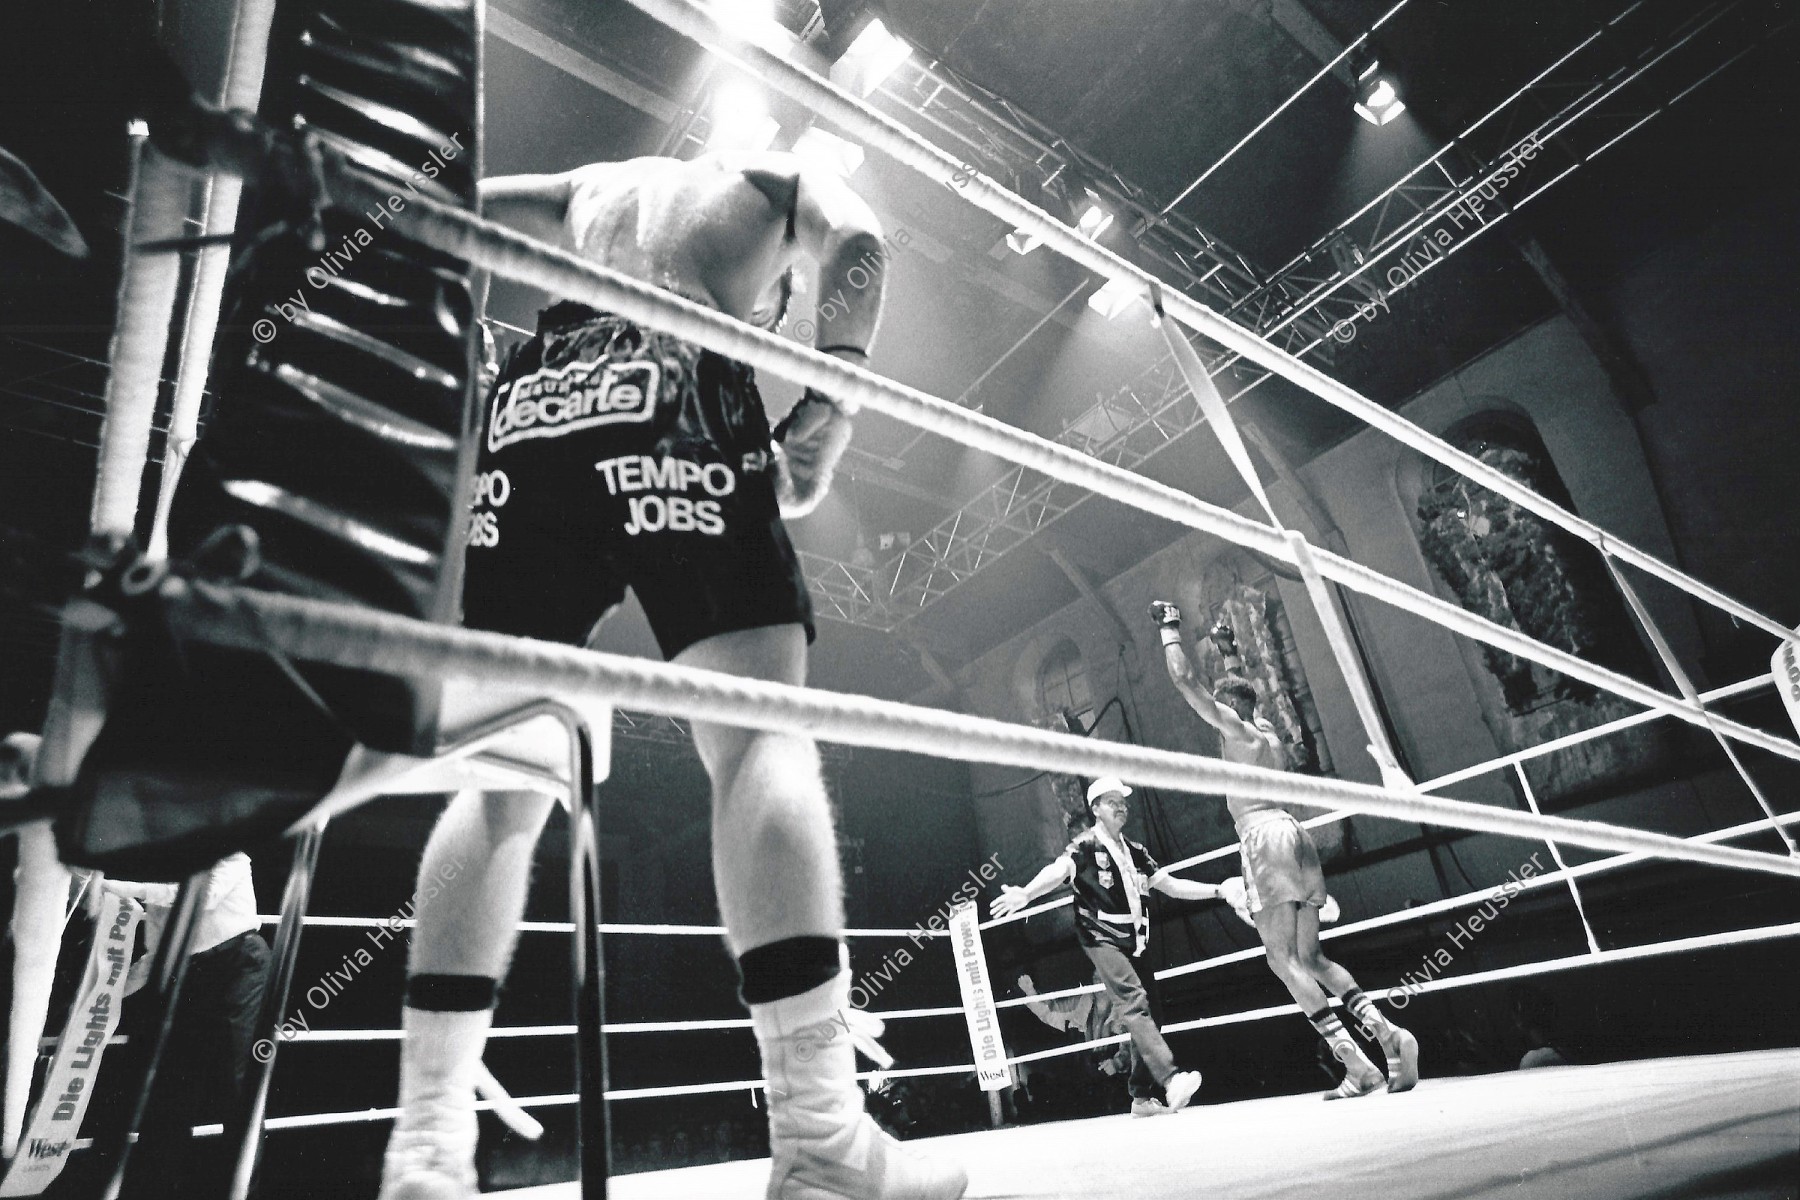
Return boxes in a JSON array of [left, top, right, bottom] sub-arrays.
[[677, 625, 965, 1200], [1297, 905, 1419, 1092], [1254, 901, 1383, 1099], [679, 624, 842, 959], [380, 788, 554, 1200]]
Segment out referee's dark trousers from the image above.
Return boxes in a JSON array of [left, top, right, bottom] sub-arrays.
[[1082, 942, 1176, 1100]]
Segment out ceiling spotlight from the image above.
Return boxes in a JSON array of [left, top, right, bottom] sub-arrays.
[[792, 127, 865, 178], [1088, 277, 1141, 319], [830, 17, 912, 97], [1354, 59, 1406, 125], [707, 80, 780, 151], [1076, 200, 1114, 239]]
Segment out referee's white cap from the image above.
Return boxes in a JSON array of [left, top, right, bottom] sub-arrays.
[[1086, 777, 1132, 804]]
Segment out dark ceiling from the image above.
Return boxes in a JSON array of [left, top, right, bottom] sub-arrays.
[[2, 0, 1794, 729], [476, 0, 1797, 698]]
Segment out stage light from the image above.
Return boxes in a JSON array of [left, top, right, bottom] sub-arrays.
[[1076, 200, 1114, 239], [706, 80, 780, 151], [1088, 277, 1141, 319], [1353, 58, 1406, 125], [793, 127, 865, 178], [830, 17, 912, 97]]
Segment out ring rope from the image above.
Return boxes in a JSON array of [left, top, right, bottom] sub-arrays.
[[1416, 672, 1774, 793], [267, 915, 945, 938], [1023, 806, 1800, 989], [1512, 762, 1604, 954], [217, 813, 1800, 1125], [1157, 294, 1414, 790], [159, 583, 1800, 882], [209, 918, 1800, 1133], [1163, 920, 1800, 1033], [308, 162, 1800, 769], [621, 0, 1798, 649], [1147, 669, 1777, 884], [1602, 552, 1798, 854]]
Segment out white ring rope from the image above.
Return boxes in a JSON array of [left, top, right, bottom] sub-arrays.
[[190, 917, 1800, 1132], [1513, 761, 1604, 955], [1141, 670, 1779, 886], [211, 809, 1800, 1126], [1157, 805, 1800, 982], [282, 804, 1792, 1037], [623, 0, 1798, 649], [162, 583, 1800, 881], [311, 164, 1800, 772], [257, 813, 1800, 1043], [1001, 806, 1800, 998], [1163, 920, 1800, 1033], [271, 915, 945, 938], [1602, 553, 1798, 854]]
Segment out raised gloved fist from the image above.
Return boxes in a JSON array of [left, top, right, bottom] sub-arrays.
[[1220, 876, 1253, 926], [1150, 600, 1183, 628], [771, 389, 852, 519]]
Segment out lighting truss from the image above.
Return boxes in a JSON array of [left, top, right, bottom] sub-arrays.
[[1234, 0, 1769, 352], [798, 0, 1782, 631], [869, 53, 1340, 355], [798, 348, 1235, 629]]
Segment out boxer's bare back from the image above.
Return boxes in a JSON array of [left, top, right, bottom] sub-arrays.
[[482, 150, 872, 330]]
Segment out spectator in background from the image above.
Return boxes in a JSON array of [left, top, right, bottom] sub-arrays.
[[82, 853, 271, 1200], [1512, 983, 1572, 1068], [1016, 972, 1133, 1079]]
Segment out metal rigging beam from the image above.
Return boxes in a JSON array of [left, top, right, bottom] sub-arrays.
[[799, 0, 1781, 630]]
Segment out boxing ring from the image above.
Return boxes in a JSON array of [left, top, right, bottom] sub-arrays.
[[8, 0, 1800, 1197]]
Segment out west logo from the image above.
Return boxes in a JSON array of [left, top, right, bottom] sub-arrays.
[[488, 359, 659, 451]]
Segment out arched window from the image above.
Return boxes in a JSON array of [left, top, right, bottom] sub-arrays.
[[1038, 639, 1095, 732], [1415, 413, 1644, 715], [1198, 577, 1332, 777]]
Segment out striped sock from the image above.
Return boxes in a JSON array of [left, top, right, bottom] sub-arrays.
[[1341, 987, 1395, 1040], [1307, 1005, 1373, 1071]]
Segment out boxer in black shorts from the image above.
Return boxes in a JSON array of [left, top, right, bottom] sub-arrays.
[[379, 152, 966, 1200], [462, 300, 813, 658]]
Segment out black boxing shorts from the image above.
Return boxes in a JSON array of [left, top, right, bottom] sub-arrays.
[[461, 301, 815, 660]]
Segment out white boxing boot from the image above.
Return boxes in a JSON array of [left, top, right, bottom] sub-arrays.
[[754, 972, 968, 1200], [378, 1008, 490, 1200]]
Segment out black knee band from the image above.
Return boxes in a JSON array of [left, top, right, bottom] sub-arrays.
[[406, 973, 499, 1012], [737, 937, 843, 1005]]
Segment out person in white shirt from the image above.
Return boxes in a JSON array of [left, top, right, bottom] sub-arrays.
[[92, 853, 270, 1199]]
